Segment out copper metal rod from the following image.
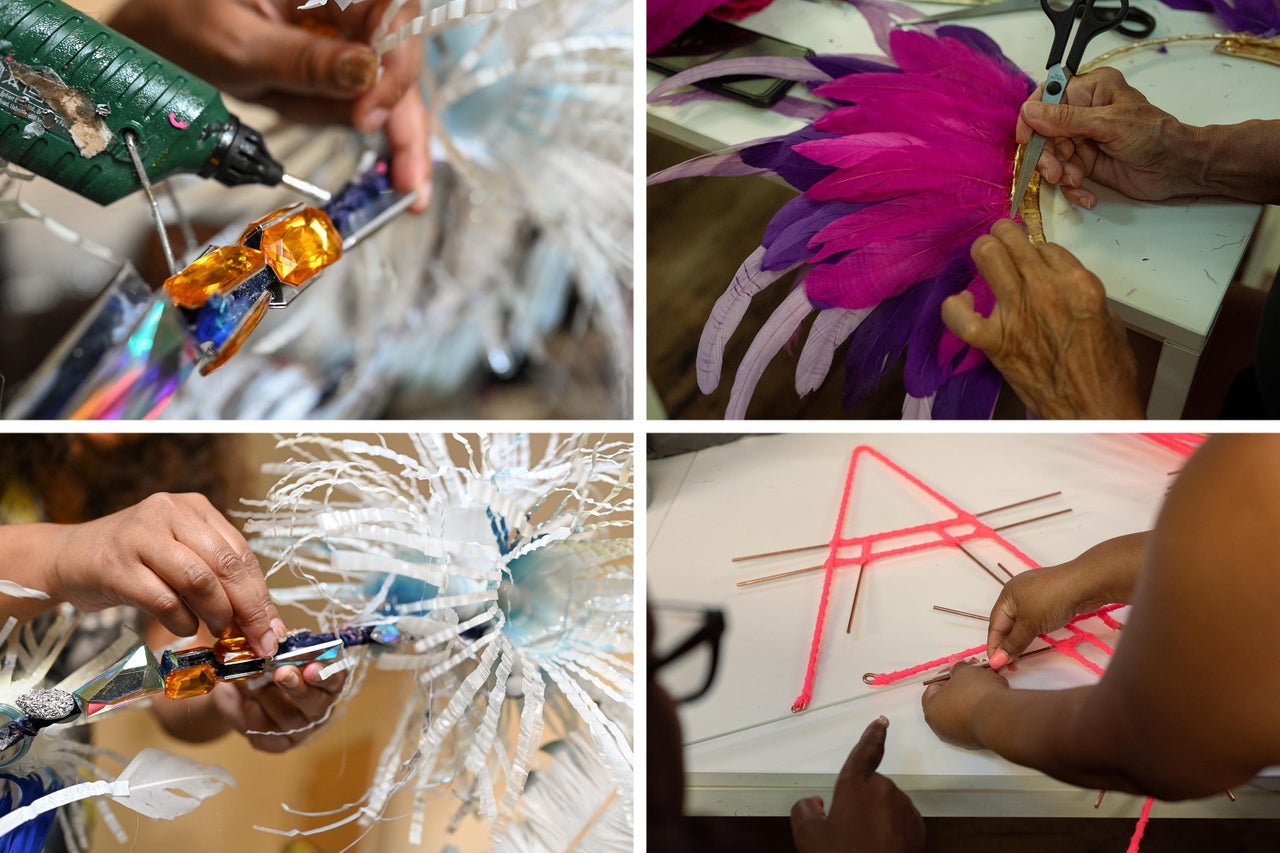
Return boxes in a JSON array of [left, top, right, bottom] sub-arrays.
[[933, 605, 989, 622], [732, 491, 1062, 563], [1227, 789, 1236, 801], [975, 490, 1063, 517], [956, 542, 1007, 586], [1094, 790, 1106, 809], [846, 563, 867, 633], [735, 564, 825, 587], [921, 645, 1055, 686], [990, 507, 1072, 533], [731, 542, 829, 563], [996, 561, 1016, 579]]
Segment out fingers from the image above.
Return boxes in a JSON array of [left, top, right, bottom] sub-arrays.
[[170, 494, 282, 653], [791, 795, 826, 823], [842, 716, 889, 782], [1061, 184, 1099, 210], [138, 538, 233, 636], [1020, 100, 1113, 146], [128, 572, 200, 639], [383, 88, 432, 209], [941, 290, 997, 351], [353, 39, 421, 130], [242, 19, 379, 98]]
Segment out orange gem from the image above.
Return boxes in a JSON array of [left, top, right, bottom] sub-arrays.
[[164, 245, 267, 308], [235, 204, 303, 247], [214, 628, 255, 664], [259, 207, 342, 286], [164, 663, 218, 699]]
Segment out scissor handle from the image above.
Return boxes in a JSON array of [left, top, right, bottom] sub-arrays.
[[1066, 0, 1129, 73], [1040, 0, 1130, 72]]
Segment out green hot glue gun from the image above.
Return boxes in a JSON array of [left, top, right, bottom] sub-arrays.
[[0, 0, 327, 206]]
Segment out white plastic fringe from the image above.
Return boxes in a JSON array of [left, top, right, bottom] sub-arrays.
[[245, 434, 633, 848]]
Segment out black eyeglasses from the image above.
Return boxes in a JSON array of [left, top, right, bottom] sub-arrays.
[[650, 602, 725, 704]]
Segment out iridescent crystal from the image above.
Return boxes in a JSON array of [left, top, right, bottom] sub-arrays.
[[164, 245, 266, 308], [164, 663, 218, 699], [258, 207, 342, 286], [73, 643, 163, 716], [370, 624, 402, 646]]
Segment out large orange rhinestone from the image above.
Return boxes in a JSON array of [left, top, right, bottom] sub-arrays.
[[214, 627, 256, 664], [236, 204, 303, 247], [164, 245, 267, 308], [259, 207, 342, 286], [164, 663, 218, 699]]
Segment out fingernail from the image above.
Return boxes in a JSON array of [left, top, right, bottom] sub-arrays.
[[877, 715, 889, 727], [359, 107, 391, 133], [336, 47, 378, 90], [989, 650, 1010, 670], [257, 630, 279, 659], [796, 797, 822, 818], [1082, 196, 1097, 210], [272, 617, 288, 641], [1023, 102, 1043, 119]]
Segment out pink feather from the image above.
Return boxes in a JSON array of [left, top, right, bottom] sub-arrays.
[[805, 193, 998, 263], [888, 29, 1029, 101], [802, 141, 1009, 203]]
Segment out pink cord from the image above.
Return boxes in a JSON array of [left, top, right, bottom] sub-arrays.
[[168, 112, 189, 130], [1125, 798, 1155, 852], [1141, 433, 1204, 456]]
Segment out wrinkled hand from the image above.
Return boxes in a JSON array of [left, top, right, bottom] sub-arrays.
[[941, 219, 1143, 419], [922, 661, 1008, 750], [1018, 66, 1198, 210], [52, 493, 284, 658], [110, 0, 429, 208], [210, 662, 347, 752], [791, 717, 925, 853]]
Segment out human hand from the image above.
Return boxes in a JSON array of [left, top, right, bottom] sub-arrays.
[[790, 717, 925, 853], [110, 0, 430, 209], [940, 219, 1144, 419], [51, 492, 285, 658], [209, 662, 347, 752], [987, 532, 1145, 668], [1017, 67, 1200, 210], [921, 661, 1008, 750]]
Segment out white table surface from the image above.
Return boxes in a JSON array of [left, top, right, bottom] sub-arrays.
[[648, 433, 1280, 818], [647, 1, 1280, 418]]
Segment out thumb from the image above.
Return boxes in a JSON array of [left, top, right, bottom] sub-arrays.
[[988, 604, 1041, 668], [247, 24, 379, 97], [1021, 100, 1110, 142], [941, 291, 996, 352], [791, 795, 826, 823]]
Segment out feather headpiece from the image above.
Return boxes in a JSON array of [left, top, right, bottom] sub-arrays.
[[650, 0, 1034, 418]]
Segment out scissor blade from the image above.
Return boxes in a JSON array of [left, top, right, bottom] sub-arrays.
[[1009, 133, 1047, 218], [895, 0, 1035, 26]]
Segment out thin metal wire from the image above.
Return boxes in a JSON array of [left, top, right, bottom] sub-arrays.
[[921, 645, 1056, 686], [845, 563, 867, 634], [732, 491, 1062, 563], [162, 181, 199, 260], [932, 605, 988, 622], [990, 507, 1072, 533], [123, 131, 177, 277]]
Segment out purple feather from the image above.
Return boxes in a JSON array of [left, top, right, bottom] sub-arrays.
[[931, 359, 1002, 419], [808, 55, 901, 78], [840, 264, 946, 408], [648, 56, 834, 103], [849, 0, 935, 55], [697, 247, 798, 392], [796, 306, 872, 395], [761, 196, 867, 271], [726, 284, 815, 418], [901, 256, 975, 397], [647, 145, 773, 185], [1156, 0, 1280, 35], [741, 126, 841, 191]]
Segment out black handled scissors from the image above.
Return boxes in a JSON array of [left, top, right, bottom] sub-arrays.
[[1009, 0, 1138, 215], [896, 0, 1155, 40]]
